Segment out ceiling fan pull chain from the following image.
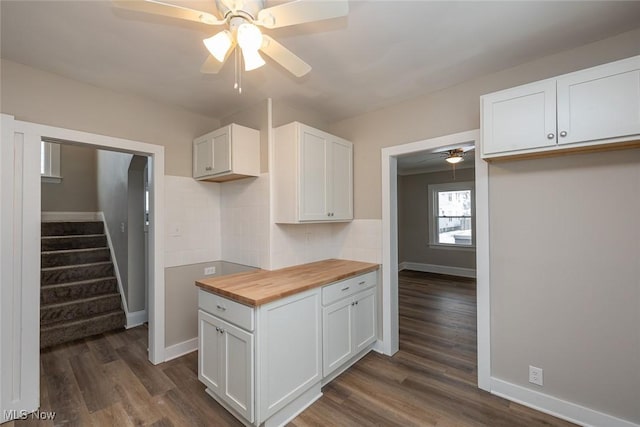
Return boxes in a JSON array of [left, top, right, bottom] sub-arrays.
[[234, 47, 239, 90]]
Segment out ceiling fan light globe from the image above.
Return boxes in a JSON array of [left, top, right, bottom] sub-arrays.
[[237, 23, 263, 51], [242, 48, 266, 71], [203, 31, 233, 62], [445, 155, 463, 164]]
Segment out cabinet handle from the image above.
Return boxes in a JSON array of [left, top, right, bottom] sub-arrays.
[[216, 304, 226, 311], [219, 328, 224, 334], [358, 281, 366, 285], [546, 133, 555, 140], [341, 286, 350, 291], [559, 131, 567, 137], [355, 301, 359, 305], [205, 166, 212, 171]]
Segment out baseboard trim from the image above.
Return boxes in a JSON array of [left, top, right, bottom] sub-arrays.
[[126, 310, 148, 329], [41, 211, 101, 221], [398, 261, 476, 278], [164, 337, 198, 362], [491, 378, 639, 427]]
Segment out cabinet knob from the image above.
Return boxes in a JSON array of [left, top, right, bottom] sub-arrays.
[[546, 133, 555, 140], [205, 166, 212, 171], [219, 328, 224, 334], [355, 301, 359, 305], [559, 131, 567, 137]]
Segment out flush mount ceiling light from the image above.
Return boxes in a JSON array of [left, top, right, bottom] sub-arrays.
[[114, 0, 349, 92]]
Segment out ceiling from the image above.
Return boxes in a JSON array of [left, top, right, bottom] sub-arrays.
[[2, 1, 640, 123], [397, 143, 475, 175]]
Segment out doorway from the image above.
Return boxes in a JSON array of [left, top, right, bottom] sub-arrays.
[[380, 129, 490, 391], [1, 115, 166, 418]]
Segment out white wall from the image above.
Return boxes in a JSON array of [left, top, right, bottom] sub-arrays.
[[490, 148, 640, 423], [96, 149, 133, 299]]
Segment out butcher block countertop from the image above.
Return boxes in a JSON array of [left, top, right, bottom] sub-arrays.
[[195, 259, 379, 307]]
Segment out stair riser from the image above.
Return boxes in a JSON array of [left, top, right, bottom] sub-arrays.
[[40, 311, 125, 349], [41, 221, 104, 236], [42, 263, 114, 286], [41, 278, 119, 305], [41, 295, 122, 326], [42, 235, 107, 251]]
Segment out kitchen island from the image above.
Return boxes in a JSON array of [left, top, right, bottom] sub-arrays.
[[195, 259, 379, 427]]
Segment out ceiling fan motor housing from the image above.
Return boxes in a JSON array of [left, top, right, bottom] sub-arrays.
[[215, 0, 264, 21]]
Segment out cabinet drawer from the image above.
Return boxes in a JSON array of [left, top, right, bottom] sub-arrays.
[[199, 289, 255, 332], [322, 271, 377, 306]]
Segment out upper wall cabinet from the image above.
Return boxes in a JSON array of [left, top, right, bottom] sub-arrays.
[[482, 55, 640, 159], [193, 123, 260, 182], [273, 122, 353, 223]]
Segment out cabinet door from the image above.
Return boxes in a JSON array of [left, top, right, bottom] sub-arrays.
[[210, 127, 232, 175], [193, 137, 213, 178], [258, 290, 322, 420], [328, 139, 353, 221], [353, 289, 377, 354], [557, 59, 640, 145], [299, 127, 329, 221], [322, 298, 354, 376], [220, 320, 254, 423], [198, 310, 223, 393], [482, 79, 557, 156]]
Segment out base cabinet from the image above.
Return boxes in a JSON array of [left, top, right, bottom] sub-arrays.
[[198, 310, 254, 422], [322, 287, 376, 377], [198, 269, 378, 426]]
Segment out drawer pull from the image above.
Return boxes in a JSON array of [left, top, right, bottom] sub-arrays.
[[205, 166, 213, 171], [341, 286, 350, 291], [216, 304, 226, 311], [358, 280, 366, 285]]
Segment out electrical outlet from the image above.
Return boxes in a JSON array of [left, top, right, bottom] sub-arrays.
[[529, 365, 543, 386], [204, 266, 216, 275]]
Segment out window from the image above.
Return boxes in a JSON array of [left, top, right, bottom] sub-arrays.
[[41, 140, 62, 183], [428, 181, 474, 248]]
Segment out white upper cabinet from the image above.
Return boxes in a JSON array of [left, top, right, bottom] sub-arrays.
[[482, 55, 640, 159], [557, 62, 640, 145], [273, 122, 353, 223], [193, 123, 260, 182], [482, 80, 557, 155]]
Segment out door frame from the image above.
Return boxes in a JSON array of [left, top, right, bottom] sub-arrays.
[[1, 114, 166, 421], [380, 129, 490, 391]]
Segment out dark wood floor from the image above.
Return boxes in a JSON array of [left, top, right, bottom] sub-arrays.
[[10, 271, 574, 426]]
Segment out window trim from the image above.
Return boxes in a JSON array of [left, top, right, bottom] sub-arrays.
[[41, 140, 62, 183], [428, 181, 475, 250]]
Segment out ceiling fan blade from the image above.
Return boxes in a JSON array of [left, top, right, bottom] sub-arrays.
[[260, 35, 311, 77], [257, 0, 348, 29], [113, 0, 225, 25], [201, 55, 225, 74]]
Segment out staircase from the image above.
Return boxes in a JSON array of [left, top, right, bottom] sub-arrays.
[[40, 221, 126, 348]]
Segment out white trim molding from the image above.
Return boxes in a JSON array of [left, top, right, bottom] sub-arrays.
[[398, 261, 476, 278], [164, 337, 198, 362], [126, 310, 148, 329], [491, 378, 640, 427], [41, 211, 101, 222], [382, 129, 490, 391]]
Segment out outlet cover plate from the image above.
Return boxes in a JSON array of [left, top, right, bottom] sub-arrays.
[[529, 365, 543, 386], [204, 266, 216, 275]]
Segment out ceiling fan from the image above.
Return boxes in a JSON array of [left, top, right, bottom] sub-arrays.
[[113, 0, 349, 81], [435, 145, 475, 164]]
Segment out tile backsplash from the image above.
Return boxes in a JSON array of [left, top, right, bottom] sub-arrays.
[[164, 175, 222, 268], [165, 173, 381, 271]]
